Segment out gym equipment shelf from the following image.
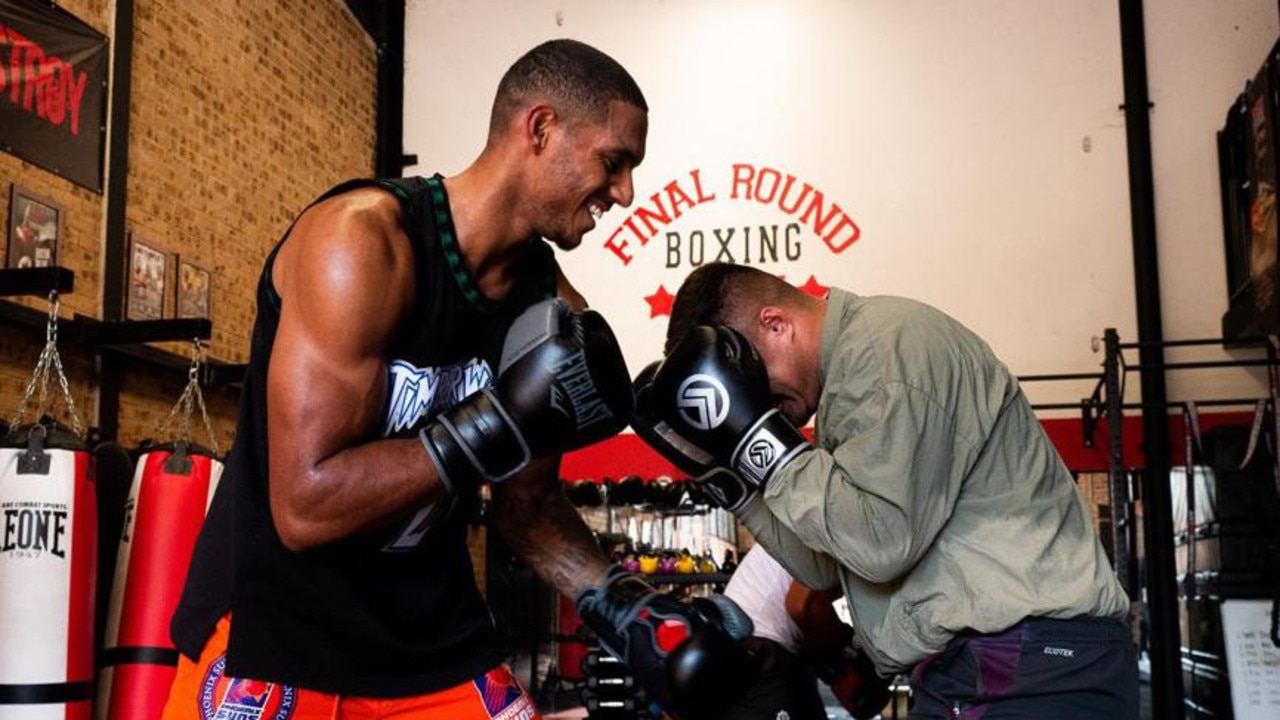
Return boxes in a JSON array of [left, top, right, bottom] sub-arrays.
[[0, 285, 244, 389], [0, 266, 75, 296]]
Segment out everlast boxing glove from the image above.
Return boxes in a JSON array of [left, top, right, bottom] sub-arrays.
[[420, 298, 633, 492], [645, 325, 808, 489], [632, 360, 756, 512], [576, 566, 756, 719]]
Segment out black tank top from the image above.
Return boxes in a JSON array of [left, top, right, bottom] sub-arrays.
[[170, 175, 558, 696]]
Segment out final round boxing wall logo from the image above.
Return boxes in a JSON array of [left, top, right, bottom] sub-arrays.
[[199, 655, 296, 720], [676, 374, 730, 430]]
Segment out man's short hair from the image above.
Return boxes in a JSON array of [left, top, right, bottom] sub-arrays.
[[489, 39, 647, 138], [665, 263, 796, 356]]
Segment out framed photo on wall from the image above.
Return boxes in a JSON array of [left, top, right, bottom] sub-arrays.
[[127, 234, 167, 320], [6, 185, 64, 269], [175, 257, 212, 319]]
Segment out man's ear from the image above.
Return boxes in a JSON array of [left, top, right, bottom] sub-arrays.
[[758, 306, 791, 338], [525, 104, 557, 152]]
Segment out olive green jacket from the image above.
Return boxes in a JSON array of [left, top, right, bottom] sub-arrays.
[[739, 288, 1129, 674]]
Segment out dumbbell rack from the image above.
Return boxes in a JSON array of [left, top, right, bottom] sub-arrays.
[[580, 643, 650, 720]]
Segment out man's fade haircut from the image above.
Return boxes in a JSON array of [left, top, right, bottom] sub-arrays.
[[489, 39, 647, 139], [665, 263, 797, 356]]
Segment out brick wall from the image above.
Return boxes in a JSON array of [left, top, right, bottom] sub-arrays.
[[1076, 471, 1113, 530], [1, 0, 375, 446], [1076, 471, 1116, 561]]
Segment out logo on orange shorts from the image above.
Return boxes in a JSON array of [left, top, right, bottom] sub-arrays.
[[199, 655, 296, 720], [475, 667, 536, 720]]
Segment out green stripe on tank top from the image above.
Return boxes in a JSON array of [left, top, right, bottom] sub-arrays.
[[384, 183, 415, 222], [425, 174, 492, 312]]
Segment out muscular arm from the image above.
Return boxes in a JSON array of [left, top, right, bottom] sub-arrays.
[[267, 189, 446, 550], [490, 457, 609, 598]]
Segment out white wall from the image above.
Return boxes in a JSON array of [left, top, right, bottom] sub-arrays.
[[405, 0, 1279, 412], [1146, 0, 1278, 402]]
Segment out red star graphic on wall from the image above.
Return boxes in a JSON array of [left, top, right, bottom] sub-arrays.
[[645, 285, 675, 318], [798, 274, 828, 298]]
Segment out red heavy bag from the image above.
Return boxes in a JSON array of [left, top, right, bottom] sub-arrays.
[[0, 423, 98, 720], [96, 443, 223, 720], [557, 594, 588, 681]]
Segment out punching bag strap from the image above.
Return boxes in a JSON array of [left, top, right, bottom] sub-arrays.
[[9, 292, 83, 437], [164, 442, 193, 474], [16, 424, 51, 475], [0, 681, 93, 704]]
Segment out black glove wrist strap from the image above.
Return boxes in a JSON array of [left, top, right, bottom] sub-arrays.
[[730, 408, 809, 487], [419, 390, 531, 492], [576, 569, 659, 659], [418, 424, 468, 495], [695, 467, 754, 513]]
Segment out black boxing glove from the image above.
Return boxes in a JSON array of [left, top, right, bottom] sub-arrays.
[[420, 298, 633, 493], [646, 325, 808, 489], [576, 566, 757, 719], [633, 360, 716, 477], [632, 360, 756, 512]]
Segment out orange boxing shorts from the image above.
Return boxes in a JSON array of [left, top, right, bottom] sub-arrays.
[[161, 616, 541, 720]]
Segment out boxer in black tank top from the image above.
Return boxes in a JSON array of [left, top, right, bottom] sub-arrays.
[[173, 175, 558, 694], [163, 39, 650, 715]]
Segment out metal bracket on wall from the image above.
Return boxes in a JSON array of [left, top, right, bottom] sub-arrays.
[[70, 315, 211, 347], [0, 299, 243, 389], [68, 313, 246, 389], [0, 267, 75, 296], [0, 267, 77, 332], [200, 361, 247, 389], [1080, 377, 1106, 449], [1021, 371, 1106, 449]]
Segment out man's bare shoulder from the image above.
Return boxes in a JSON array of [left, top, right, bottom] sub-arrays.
[[275, 185, 414, 311], [298, 186, 406, 243]]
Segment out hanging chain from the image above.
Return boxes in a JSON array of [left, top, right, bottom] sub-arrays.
[[10, 291, 83, 436], [156, 339, 220, 456]]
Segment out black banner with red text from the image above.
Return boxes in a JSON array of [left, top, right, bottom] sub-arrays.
[[0, 0, 107, 191]]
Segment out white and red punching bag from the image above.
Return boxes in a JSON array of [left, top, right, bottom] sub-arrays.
[[0, 423, 98, 720], [95, 443, 222, 720]]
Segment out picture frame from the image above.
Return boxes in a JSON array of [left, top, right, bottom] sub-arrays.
[[175, 256, 212, 319], [1223, 42, 1280, 340], [127, 234, 168, 321], [6, 184, 64, 269]]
